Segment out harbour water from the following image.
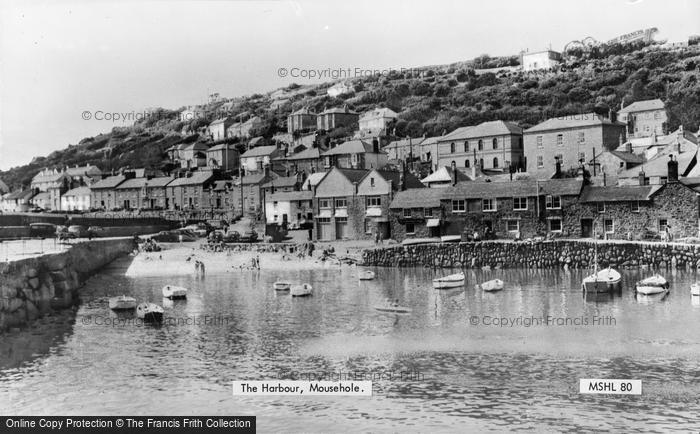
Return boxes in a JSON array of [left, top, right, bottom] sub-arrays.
[[1, 258, 699, 432]]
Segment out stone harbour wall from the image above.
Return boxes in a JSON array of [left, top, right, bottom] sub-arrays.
[[0, 238, 135, 331], [361, 240, 700, 270]]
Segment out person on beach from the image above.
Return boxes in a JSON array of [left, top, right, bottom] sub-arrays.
[[256, 255, 261, 269], [199, 261, 205, 275]]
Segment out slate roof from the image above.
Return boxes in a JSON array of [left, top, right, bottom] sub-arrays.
[[62, 186, 91, 197], [390, 189, 443, 209], [318, 107, 358, 115], [618, 99, 665, 113], [360, 107, 398, 120], [323, 140, 379, 156], [241, 145, 278, 158], [168, 172, 214, 187], [116, 176, 174, 189], [90, 175, 126, 189], [375, 169, 425, 190], [525, 113, 625, 133], [284, 147, 321, 161], [5, 190, 35, 200], [579, 185, 659, 202], [208, 143, 237, 152], [384, 138, 425, 150], [337, 168, 370, 184], [262, 176, 298, 189], [31, 171, 66, 184], [421, 166, 471, 184], [267, 190, 313, 202], [440, 121, 523, 142], [603, 151, 645, 164]]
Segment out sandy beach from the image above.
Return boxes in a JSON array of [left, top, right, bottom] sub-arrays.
[[124, 241, 364, 277]]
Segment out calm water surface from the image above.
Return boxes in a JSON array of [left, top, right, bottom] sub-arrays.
[[1, 258, 700, 432]]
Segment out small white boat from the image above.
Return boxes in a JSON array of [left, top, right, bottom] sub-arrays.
[[273, 281, 291, 291], [162, 285, 187, 300], [108, 295, 137, 310], [136, 303, 164, 322], [635, 274, 669, 295], [359, 271, 375, 280], [582, 267, 622, 293], [480, 279, 504, 292], [374, 301, 412, 314], [691, 282, 700, 296], [291, 284, 313, 297], [432, 272, 465, 289]]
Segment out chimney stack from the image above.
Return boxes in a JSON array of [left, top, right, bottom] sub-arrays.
[[668, 155, 679, 182], [555, 160, 561, 178], [639, 170, 646, 186], [399, 162, 406, 191], [626, 140, 633, 154], [372, 138, 379, 154], [450, 160, 457, 186]]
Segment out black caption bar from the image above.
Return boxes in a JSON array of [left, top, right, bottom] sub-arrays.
[[1, 417, 255, 433]]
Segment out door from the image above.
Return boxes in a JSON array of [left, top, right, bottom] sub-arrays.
[[581, 219, 593, 238], [335, 217, 348, 239], [317, 218, 331, 240]]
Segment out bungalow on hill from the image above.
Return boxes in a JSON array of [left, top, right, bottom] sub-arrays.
[[287, 107, 317, 134], [322, 139, 388, 170], [240, 145, 281, 174], [358, 108, 398, 138], [389, 178, 583, 241], [60, 186, 91, 211], [207, 117, 235, 141], [437, 120, 524, 173], [524, 113, 627, 179], [316, 107, 359, 132], [618, 99, 667, 139], [206, 143, 239, 172]]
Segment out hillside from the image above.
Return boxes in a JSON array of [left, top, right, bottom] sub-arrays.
[[2, 40, 699, 190]]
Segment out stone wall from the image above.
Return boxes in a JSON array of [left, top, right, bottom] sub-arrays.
[[0, 238, 135, 331], [362, 239, 700, 270]]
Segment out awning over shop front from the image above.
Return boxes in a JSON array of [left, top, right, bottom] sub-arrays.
[[426, 218, 441, 227], [334, 209, 348, 218], [366, 207, 383, 217]]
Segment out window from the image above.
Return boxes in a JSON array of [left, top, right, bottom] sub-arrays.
[[482, 198, 496, 212], [478, 139, 483, 150], [370, 177, 375, 187], [506, 220, 519, 232], [319, 199, 331, 209], [556, 134, 563, 146], [450, 143, 455, 153], [335, 198, 347, 208], [549, 219, 562, 232], [597, 202, 605, 213], [537, 156, 544, 168], [403, 208, 412, 218], [424, 208, 433, 218], [364, 219, 371, 234], [578, 132, 585, 143], [545, 195, 561, 209], [366, 196, 381, 207], [405, 222, 415, 234], [604, 219, 614, 234], [465, 159, 470, 168], [452, 200, 466, 213], [336, 217, 348, 223], [654, 112, 661, 120], [464, 142, 469, 152], [630, 201, 640, 212], [578, 152, 586, 163], [492, 138, 498, 149], [555, 154, 563, 164], [660, 177, 668, 184], [273, 215, 278, 221], [273, 201, 278, 209], [513, 197, 528, 210], [479, 158, 484, 168], [493, 157, 499, 168], [536, 136, 543, 149], [658, 219, 668, 232]]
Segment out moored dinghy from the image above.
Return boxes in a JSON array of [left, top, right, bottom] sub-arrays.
[[136, 303, 164, 322], [432, 272, 465, 289], [291, 284, 313, 297], [480, 279, 504, 292], [273, 281, 291, 291], [582, 267, 622, 293], [359, 270, 376, 280], [108, 295, 137, 311], [374, 299, 412, 314], [691, 282, 700, 296], [162, 285, 187, 300], [636, 274, 669, 295]]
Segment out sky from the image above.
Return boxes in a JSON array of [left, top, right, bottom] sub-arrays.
[[1, 0, 699, 170]]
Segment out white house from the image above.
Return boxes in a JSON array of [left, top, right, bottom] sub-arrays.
[[60, 186, 92, 211], [264, 190, 314, 227], [521, 50, 562, 71]]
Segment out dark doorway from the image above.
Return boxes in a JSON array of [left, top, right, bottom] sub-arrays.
[[581, 218, 593, 238]]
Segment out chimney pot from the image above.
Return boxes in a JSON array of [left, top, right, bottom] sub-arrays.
[[450, 161, 457, 186]]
